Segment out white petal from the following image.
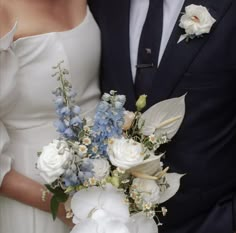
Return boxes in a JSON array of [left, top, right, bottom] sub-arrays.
[[100, 185, 130, 221], [71, 185, 129, 224], [140, 95, 186, 139], [91, 209, 131, 233], [70, 219, 98, 233], [129, 154, 163, 176], [71, 186, 103, 221], [102, 220, 131, 233], [158, 173, 185, 203], [127, 213, 158, 233]]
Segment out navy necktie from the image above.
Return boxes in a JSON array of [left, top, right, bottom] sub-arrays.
[[134, 0, 163, 98]]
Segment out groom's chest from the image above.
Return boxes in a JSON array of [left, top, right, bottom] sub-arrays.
[[95, 0, 235, 105], [99, 0, 234, 71]]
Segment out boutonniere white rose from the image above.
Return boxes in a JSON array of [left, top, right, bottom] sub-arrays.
[[178, 4, 216, 43]]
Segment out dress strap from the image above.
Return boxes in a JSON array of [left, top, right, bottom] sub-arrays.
[[0, 22, 17, 51]]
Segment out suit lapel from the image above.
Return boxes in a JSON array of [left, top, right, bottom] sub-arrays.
[[147, 0, 233, 107]]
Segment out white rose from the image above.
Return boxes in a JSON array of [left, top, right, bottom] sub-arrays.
[[131, 178, 160, 205], [37, 140, 71, 184], [107, 137, 145, 170], [91, 158, 110, 180], [179, 4, 216, 36]]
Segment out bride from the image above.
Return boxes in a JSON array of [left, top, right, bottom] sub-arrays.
[[0, 0, 100, 232]]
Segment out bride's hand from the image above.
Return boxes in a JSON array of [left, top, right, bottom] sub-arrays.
[[0, 170, 75, 229]]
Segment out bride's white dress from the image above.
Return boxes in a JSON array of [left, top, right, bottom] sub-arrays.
[[0, 7, 101, 233]]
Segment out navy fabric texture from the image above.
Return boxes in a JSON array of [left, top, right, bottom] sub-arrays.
[[89, 0, 236, 232]]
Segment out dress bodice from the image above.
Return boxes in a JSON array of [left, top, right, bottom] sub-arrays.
[[0, 7, 101, 185], [0, 8, 101, 129]]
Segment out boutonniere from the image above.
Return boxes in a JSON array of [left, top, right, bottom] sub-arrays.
[[178, 4, 216, 43]]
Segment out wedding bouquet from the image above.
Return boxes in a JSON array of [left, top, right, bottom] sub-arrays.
[[37, 61, 186, 233]]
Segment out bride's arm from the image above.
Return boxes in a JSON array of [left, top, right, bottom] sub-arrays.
[[0, 114, 73, 228], [0, 169, 74, 228]]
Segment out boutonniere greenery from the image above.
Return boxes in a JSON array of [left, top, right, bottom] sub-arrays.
[[178, 4, 216, 43]]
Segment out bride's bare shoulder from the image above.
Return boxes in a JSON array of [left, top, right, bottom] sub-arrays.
[[0, 2, 15, 38]]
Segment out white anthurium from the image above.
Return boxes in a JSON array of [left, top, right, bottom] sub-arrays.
[[128, 154, 163, 176], [140, 95, 186, 139], [127, 213, 158, 233], [158, 173, 185, 203], [71, 184, 130, 224]]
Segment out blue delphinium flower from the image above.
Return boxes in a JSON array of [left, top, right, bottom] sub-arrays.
[[54, 119, 67, 134], [77, 159, 94, 184], [64, 128, 76, 138], [52, 65, 83, 140], [63, 171, 80, 187], [72, 106, 81, 115], [91, 92, 126, 157], [70, 116, 82, 126], [62, 159, 95, 187], [54, 96, 64, 108], [60, 106, 71, 116]]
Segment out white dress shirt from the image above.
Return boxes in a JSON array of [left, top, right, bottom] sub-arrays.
[[130, 0, 185, 79]]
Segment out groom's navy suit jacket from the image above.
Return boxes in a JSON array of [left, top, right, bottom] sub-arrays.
[[89, 0, 236, 232]]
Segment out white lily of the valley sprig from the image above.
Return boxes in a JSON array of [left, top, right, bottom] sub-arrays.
[[178, 4, 216, 43]]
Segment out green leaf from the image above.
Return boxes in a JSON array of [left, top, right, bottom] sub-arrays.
[[45, 184, 56, 194], [49, 191, 68, 221], [50, 195, 60, 220], [55, 192, 68, 203], [45, 184, 65, 195], [65, 186, 75, 193]]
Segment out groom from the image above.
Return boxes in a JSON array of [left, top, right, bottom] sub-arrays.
[[89, 0, 236, 232]]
